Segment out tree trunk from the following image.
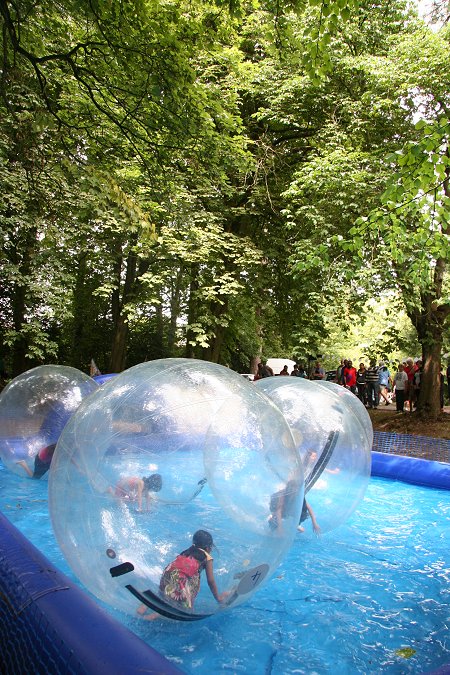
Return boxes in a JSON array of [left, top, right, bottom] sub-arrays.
[[407, 157, 449, 420], [11, 278, 29, 376], [168, 267, 184, 353], [250, 305, 264, 375], [154, 303, 164, 359], [418, 336, 443, 418], [185, 265, 199, 359], [110, 313, 129, 372], [71, 252, 88, 371], [412, 302, 448, 419], [202, 298, 229, 364], [109, 244, 137, 372], [11, 231, 36, 376]]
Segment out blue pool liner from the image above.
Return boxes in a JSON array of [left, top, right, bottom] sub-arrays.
[[1, 446, 450, 674], [372, 448, 450, 675]]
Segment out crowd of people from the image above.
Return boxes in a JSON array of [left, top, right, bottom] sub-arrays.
[[255, 357, 450, 413], [334, 357, 448, 413]]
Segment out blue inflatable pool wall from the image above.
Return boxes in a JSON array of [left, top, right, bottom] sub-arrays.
[[0, 510, 182, 674], [371, 451, 450, 490]]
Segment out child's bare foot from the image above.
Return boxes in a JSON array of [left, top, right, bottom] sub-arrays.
[[142, 612, 160, 621], [297, 525, 305, 532], [137, 603, 163, 621]]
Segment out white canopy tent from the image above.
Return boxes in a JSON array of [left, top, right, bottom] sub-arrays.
[[266, 358, 297, 375]]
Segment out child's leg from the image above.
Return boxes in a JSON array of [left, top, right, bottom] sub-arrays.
[[15, 460, 33, 477]]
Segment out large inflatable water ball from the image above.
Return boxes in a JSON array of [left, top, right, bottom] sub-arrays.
[[48, 359, 304, 620], [0, 365, 98, 479], [316, 379, 373, 448], [255, 377, 372, 537]]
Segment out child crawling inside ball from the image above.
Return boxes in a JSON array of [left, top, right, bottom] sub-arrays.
[[137, 529, 228, 620], [268, 480, 320, 535], [268, 479, 298, 532], [16, 443, 56, 479], [110, 473, 162, 512]]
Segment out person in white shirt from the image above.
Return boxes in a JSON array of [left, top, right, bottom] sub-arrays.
[[394, 363, 408, 413]]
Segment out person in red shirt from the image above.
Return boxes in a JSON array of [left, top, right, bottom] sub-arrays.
[[403, 358, 417, 411], [342, 360, 357, 394]]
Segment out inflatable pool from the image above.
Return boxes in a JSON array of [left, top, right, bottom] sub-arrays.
[[1, 439, 449, 674]]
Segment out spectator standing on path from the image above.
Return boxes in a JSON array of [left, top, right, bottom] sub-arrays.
[[394, 364, 408, 413], [356, 363, 367, 405], [90, 358, 101, 377], [311, 361, 326, 381], [296, 363, 308, 378], [366, 360, 380, 409], [342, 360, 357, 394], [340, 359, 350, 385], [335, 359, 345, 385], [403, 357, 416, 411], [378, 363, 392, 406], [260, 361, 274, 378]]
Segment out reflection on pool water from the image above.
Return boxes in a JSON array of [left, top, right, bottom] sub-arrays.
[[1, 461, 449, 674]]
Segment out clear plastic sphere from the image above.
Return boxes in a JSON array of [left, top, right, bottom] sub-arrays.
[[316, 380, 373, 448], [0, 365, 98, 479], [48, 359, 304, 620], [255, 377, 371, 537]]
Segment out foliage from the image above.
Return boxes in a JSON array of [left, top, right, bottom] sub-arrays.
[[0, 0, 448, 421], [319, 296, 421, 369]]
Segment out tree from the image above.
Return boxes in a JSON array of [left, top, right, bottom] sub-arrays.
[[0, 80, 73, 373], [428, 0, 450, 25], [351, 28, 450, 417], [266, 5, 449, 417], [0, 0, 254, 371], [1, 0, 447, 397], [219, 0, 416, 363]]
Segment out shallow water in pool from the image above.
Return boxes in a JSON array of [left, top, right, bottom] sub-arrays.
[[1, 461, 449, 674]]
